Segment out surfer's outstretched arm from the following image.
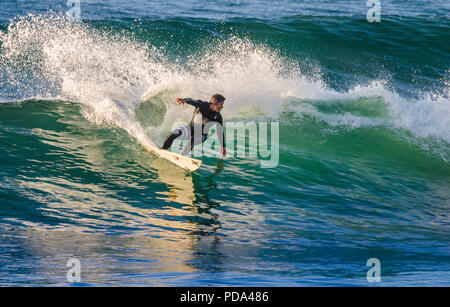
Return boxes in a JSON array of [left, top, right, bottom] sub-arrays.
[[176, 98, 208, 108]]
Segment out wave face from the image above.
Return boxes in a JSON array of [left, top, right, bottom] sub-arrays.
[[0, 2, 449, 286]]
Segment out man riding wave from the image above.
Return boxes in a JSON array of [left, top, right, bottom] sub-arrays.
[[161, 94, 226, 157]]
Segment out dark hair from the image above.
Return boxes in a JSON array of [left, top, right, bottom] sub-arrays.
[[211, 94, 226, 104]]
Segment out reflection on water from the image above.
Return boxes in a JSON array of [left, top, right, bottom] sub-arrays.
[[5, 139, 228, 284], [1, 102, 236, 284], [152, 158, 225, 235], [153, 159, 196, 206], [0, 226, 201, 286], [154, 159, 225, 207]]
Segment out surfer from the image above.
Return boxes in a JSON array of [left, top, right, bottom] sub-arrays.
[[161, 94, 227, 157]]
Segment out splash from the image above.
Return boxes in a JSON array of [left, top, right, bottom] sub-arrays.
[[0, 13, 448, 159], [0, 13, 313, 146], [0, 13, 174, 149]]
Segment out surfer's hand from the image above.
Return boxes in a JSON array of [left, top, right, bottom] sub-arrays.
[[221, 148, 226, 157], [176, 98, 185, 105]]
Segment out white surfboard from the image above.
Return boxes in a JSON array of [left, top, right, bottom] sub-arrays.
[[144, 145, 202, 172]]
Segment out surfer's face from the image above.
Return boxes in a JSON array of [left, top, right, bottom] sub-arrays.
[[210, 101, 224, 112]]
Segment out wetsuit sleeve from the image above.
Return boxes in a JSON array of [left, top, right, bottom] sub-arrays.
[[185, 98, 208, 108]]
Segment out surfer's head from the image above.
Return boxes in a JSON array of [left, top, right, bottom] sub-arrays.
[[210, 94, 225, 112]]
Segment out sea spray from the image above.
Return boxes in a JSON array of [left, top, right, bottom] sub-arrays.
[[0, 13, 448, 161]]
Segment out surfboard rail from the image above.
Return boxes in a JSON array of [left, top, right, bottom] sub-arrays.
[[145, 145, 202, 172]]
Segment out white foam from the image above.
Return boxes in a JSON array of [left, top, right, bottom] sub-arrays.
[[1, 13, 448, 156]]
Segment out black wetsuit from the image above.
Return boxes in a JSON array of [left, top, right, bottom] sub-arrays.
[[162, 98, 225, 154]]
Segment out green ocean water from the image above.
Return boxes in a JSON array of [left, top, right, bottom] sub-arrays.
[[0, 1, 449, 286]]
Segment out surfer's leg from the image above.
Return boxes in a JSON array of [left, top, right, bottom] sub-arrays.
[[181, 135, 195, 155], [161, 130, 182, 150], [182, 133, 207, 156]]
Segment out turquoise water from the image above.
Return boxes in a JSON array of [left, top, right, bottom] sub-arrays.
[[0, 1, 449, 286]]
